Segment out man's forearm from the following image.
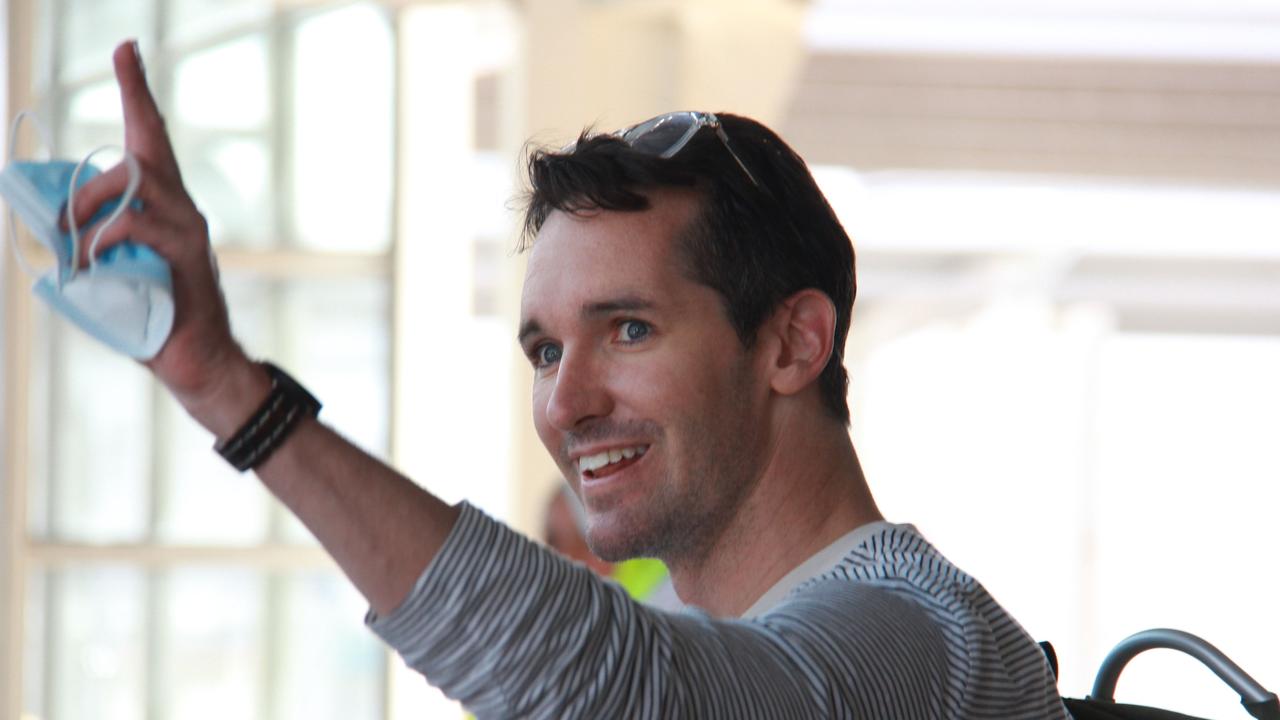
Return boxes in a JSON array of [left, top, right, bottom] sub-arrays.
[[255, 417, 460, 616], [187, 357, 458, 617]]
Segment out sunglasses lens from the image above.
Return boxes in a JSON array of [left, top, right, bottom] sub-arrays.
[[620, 113, 700, 158], [607, 111, 757, 187]]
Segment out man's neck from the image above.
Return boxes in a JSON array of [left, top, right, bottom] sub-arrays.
[[664, 415, 882, 617]]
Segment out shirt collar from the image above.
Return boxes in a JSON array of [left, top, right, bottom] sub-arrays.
[[741, 520, 898, 619]]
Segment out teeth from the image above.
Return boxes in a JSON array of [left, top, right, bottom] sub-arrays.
[[578, 445, 647, 474]]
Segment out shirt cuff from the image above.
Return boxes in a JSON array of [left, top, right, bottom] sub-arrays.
[[364, 500, 484, 632]]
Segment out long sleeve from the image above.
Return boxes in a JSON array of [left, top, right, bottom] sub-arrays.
[[366, 503, 1065, 719]]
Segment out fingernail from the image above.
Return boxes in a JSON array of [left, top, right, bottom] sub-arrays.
[[131, 40, 144, 73]]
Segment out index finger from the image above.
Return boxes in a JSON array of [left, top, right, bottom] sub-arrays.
[[113, 40, 181, 181]]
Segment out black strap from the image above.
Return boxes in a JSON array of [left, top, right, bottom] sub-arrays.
[[215, 362, 321, 472]]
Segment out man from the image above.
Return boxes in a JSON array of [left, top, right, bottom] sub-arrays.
[[75, 41, 1067, 717]]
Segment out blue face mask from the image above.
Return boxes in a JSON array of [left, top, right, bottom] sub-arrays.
[[1, 112, 174, 360]]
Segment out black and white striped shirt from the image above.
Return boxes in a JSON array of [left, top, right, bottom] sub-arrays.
[[368, 503, 1068, 718]]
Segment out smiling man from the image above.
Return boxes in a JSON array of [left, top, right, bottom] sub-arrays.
[[80, 41, 1068, 718], [518, 176, 872, 617], [522, 192, 773, 583]]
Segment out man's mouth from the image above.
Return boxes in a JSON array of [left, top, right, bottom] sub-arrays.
[[578, 445, 649, 479]]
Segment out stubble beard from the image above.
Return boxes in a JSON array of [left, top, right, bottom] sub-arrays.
[[583, 356, 761, 567]]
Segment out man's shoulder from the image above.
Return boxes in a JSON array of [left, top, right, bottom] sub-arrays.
[[764, 523, 1065, 719], [824, 523, 978, 597], [791, 523, 1011, 638], [754, 523, 981, 664]]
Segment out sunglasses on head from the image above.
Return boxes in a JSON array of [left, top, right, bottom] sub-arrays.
[[598, 111, 761, 188]]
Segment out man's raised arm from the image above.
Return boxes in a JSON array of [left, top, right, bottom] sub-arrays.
[[69, 40, 459, 617]]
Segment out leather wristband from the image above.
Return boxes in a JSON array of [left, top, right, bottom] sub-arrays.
[[214, 362, 322, 472]]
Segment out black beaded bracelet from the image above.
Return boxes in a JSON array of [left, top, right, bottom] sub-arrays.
[[215, 362, 322, 472]]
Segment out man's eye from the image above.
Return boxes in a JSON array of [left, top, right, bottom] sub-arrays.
[[534, 343, 562, 367], [615, 320, 651, 343]]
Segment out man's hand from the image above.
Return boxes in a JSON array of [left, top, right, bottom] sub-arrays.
[[68, 40, 268, 437]]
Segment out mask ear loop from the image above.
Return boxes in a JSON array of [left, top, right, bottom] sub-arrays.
[[6, 111, 56, 282], [65, 146, 141, 278]]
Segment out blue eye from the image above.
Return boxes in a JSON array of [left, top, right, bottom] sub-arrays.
[[617, 320, 650, 343], [535, 343, 562, 367]]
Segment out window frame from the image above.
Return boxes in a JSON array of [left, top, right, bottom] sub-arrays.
[[3, 2, 403, 718]]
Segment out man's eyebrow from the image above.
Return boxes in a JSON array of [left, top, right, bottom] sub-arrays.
[[517, 296, 658, 346], [582, 296, 656, 316], [517, 319, 543, 347]]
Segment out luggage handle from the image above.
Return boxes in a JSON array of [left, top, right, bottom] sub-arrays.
[[1089, 628, 1279, 720]]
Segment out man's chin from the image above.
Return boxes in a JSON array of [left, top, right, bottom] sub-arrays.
[[584, 518, 664, 563]]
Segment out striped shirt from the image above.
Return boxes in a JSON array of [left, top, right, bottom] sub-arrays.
[[368, 503, 1068, 719]]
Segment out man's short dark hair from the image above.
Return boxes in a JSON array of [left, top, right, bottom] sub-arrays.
[[519, 113, 856, 425]]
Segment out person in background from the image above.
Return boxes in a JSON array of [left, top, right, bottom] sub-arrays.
[[543, 484, 680, 609]]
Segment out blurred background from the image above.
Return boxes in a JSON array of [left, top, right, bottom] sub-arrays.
[[1, 0, 1277, 718]]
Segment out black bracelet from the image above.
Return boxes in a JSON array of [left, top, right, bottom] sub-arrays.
[[215, 362, 322, 472]]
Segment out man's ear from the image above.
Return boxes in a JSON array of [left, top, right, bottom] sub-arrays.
[[765, 289, 836, 398]]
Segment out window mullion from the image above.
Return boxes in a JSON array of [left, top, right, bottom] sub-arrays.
[[144, 3, 171, 716], [262, 572, 284, 720]]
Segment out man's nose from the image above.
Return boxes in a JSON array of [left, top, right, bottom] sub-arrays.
[[545, 349, 612, 432]]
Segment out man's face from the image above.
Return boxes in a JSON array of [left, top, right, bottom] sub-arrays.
[[519, 190, 771, 563]]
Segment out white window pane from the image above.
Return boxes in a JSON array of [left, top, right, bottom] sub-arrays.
[[223, 274, 282, 357], [220, 275, 391, 458], [177, 136, 276, 249], [173, 36, 270, 131], [61, 81, 123, 159], [58, 0, 153, 82], [46, 324, 152, 543], [291, 4, 393, 251], [282, 279, 391, 457], [46, 566, 147, 720], [66, 81, 119, 125], [155, 387, 273, 545], [159, 568, 265, 720], [167, 0, 271, 46], [32, 0, 57, 98], [225, 275, 388, 437], [275, 572, 384, 720]]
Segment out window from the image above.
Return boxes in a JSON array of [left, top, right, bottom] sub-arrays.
[[826, 170, 1280, 717], [4, 1, 521, 718]]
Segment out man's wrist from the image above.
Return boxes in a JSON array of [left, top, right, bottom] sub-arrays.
[[214, 363, 322, 472], [180, 356, 274, 443]]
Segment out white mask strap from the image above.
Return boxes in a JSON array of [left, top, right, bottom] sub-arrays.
[[7, 110, 53, 162], [66, 146, 141, 278], [6, 111, 55, 281]]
